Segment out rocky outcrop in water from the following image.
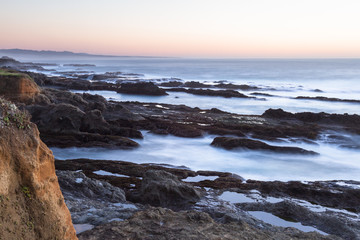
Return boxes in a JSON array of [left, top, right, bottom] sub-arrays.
[[211, 137, 318, 155], [117, 82, 168, 96], [0, 98, 77, 240], [165, 87, 253, 98], [295, 96, 360, 103], [263, 108, 360, 134]]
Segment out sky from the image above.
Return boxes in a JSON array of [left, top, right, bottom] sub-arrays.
[[1, 0, 360, 58]]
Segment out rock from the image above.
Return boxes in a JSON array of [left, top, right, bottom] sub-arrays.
[[56, 170, 139, 227], [78, 207, 336, 240], [250, 92, 275, 97], [26, 97, 141, 148], [28, 103, 85, 133], [262, 108, 294, 119], [262, 108, 360, 131], [159, 81, 183, 87], [295, 96, 360, 103], [55, 159, 197, 186], [168, 124, 203, 137], [0, 98, 77, 240], [240, 200, 360, 239], [166, 88, 252, 98], [137, 170, 201, 207], [117, 82, 168, 96], [183, 81, 210, 88], [211, 137, 318, 155], [0, 69, 40, 102], [80, 109, 110, 134], [57, 170, 126, 202], [40, 131, 139, 148], [215, 83, 260, 90]]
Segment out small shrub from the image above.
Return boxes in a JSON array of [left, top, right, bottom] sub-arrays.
[[21, 186, 31, 199], [0, 98, 30, 129]]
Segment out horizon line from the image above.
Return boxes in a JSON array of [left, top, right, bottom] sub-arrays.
[[1, 48, 360, 60]]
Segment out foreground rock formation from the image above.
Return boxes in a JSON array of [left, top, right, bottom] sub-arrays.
[[78, 207, 337, 240], [0, 98, 77, 240]]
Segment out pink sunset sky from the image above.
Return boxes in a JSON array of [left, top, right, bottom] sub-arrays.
[[1, 0, 360, 58]]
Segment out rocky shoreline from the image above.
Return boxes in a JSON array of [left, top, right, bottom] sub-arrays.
[[1, 58, 360, 239]]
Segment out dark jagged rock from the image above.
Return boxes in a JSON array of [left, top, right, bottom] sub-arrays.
[[211, 137, 318, 155], [159, 80, 183, 87], [262, 108, 295, 119], [216, 83, 259, 90], [57, 170, 139, 227], [41, 132, 139, 148], [134, 170, 201, 207], [21, 88, 143, 148], [262, 108, 360, 131], [55, 159, 197, 183], [117, 82, 168, 96], [239, 200, 359, 239], [158, 81, 260, 91], [57, 170, 126, 203], [295, 96, 360, 103], [78, 207, 337, 240], [250, 92, 275, 97], [183, 81, 211, 88], [165, 88, 252, 98], [167, 124, 203, 137]]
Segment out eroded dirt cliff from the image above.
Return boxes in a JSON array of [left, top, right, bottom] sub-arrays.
[[0, 98, 77, 240]]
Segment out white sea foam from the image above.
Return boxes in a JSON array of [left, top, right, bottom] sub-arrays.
[[52, 131, 360, 182]]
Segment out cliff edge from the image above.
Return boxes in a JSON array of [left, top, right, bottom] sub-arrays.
[[0, 68, 40, 103], [0, 98, 77, 240]]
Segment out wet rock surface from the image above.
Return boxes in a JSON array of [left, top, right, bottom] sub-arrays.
[[262, 108, 360, 133], [78, 207, 338, 240], [117, 82, 168, 96], [211, 137, 318, 155], [165, 87, 253, 98], [295, 96, 360, 103], [55, 158, 360, 239], [134, 170, 201, 207], [159, 80, 260, 91], [57, 170, 139, 227]]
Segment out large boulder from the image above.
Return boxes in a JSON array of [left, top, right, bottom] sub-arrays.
[[27, 103, 86, 133], [138, 170, 200, 207]]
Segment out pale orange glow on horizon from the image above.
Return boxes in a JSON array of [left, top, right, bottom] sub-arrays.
[[1, 0, 360, 58]]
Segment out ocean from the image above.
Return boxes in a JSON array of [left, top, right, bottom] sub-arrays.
[[11, 55, 360, 181]]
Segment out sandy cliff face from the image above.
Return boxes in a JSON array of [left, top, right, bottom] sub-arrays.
[[0, 70, 40, 102], [0, 99, 77, 240]]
